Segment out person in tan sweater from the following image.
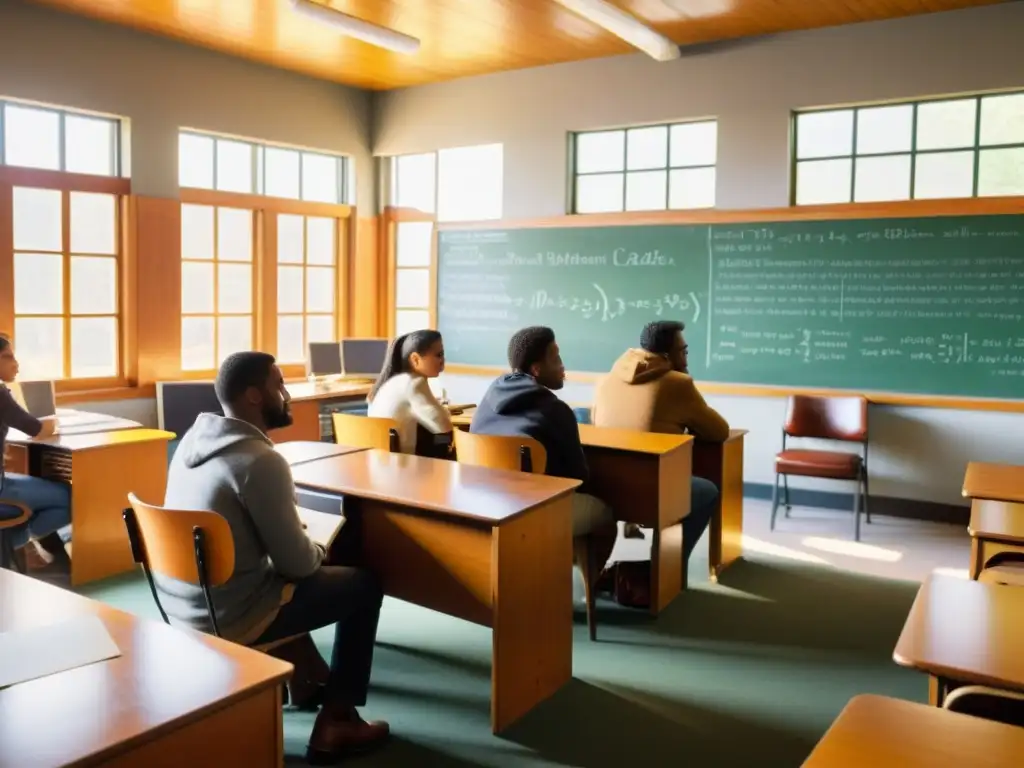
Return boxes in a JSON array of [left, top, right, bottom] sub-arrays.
[[592, 320, 729, 562]]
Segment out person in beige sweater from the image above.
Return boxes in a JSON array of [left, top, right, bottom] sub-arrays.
[[592, 320, 729, 562]]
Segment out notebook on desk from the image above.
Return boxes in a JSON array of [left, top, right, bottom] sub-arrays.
[[0, 614, 121, 689]]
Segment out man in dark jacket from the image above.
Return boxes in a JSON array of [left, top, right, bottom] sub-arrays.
[[471, 326, 615, 541]]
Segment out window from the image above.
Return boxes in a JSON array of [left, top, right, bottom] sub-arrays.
[[178, 130, 350, 203], [793, 91, 1024, 204], [571, 121, 717, 213], [389, 145, 503, 222], [436, 144, 503, 222], [393, 222, 433, 336], [180, 204, 254, 370], [11, 188, 121, 379], [1, 100, 121, 176], [391, 152, 437, 213], [276, 214, 338, 363]]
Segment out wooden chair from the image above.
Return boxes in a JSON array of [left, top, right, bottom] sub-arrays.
[[331, 413, 401, 452], [122, 494, 303, 696], [453, 430, 603, 641], [771, 395, 870, 541], [0, 500, 31, 572]]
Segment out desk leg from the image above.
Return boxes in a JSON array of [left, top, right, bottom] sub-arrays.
[[70, 440, 168, 586], [929, 675, 950, 707], [650, 523, 683, 615], [491, 496, 573, 733], [272, 400, 322, 443], [709, 436, 745, 582]]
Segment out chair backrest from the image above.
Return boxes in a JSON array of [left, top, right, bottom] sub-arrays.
[[124, 493, 235, 587], [332, 413, 401, 452], [454, 431, 547, 474], [783, 395, 868, 443], [0, 500, 31, 530]]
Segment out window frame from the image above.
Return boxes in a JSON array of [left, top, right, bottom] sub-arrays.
[[791, 90, 1024, 205], [177, 188, 351, 382], [569, 119, 718, 214], [178, 129, 351, 205], [0, 167, 132, 392]]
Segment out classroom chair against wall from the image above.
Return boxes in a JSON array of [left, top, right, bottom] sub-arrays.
[[0, 500, 31, 571], [943, 685, 1024, 727], [122, 494, 305, 702], [771, 395, 870, 541], [453, 430, 602, 641], [331, 413, 400, 452]]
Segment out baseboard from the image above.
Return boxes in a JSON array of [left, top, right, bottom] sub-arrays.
[[743, 482, 968, 526]]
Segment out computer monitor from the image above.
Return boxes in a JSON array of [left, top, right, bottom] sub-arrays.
[[156, 381, 223, 436], [19, 380, 56, 418], [341, 339, 389, 378], [306, 342, 343, 377]]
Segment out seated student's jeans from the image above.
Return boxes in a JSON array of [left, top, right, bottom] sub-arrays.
[[0, 473, 72, 549], [684, 477, 719, 562], [254, 566, 384, 708]]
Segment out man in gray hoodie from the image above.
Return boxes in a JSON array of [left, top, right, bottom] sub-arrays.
[[164, 351, 388, 763]]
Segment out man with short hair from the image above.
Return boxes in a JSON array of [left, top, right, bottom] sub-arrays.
[[164, 351, 389, 762], [470, 326, 616, 544], [592, 320, 729, 563]]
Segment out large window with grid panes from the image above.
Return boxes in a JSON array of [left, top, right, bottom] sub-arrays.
[[571, 120, 717, 213], [1, 98, 126, 382], [387, 144, 503, 337], [793, 91, 1024, 205], [177, 130, 350, 370]]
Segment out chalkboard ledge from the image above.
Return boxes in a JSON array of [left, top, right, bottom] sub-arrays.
[[442, 364, 1024, 414]]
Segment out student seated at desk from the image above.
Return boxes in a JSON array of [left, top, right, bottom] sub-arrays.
[[164, 351, 389, 762], [471, 326, 617, 548], [0, 335, 71, 575], [592, 320, 729, 563], [366, 329, 453, 454]]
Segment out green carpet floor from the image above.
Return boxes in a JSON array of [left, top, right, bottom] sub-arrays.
[[79, 551, 925, 767]]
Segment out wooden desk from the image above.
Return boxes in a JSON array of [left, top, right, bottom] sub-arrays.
[[963, 462, 1024, 503], [693, 428, 747, 582], [577, 424, 693, 615], [893, 574, 1024, 705], [274, 440, 368, 467], [969, 499, 1024, 579], [290, 449, 579, 733], [0, 569, 291, 768], [274, 381, 372, 443], [802, 693, 1024, 768], [5, 429, 175, 586]]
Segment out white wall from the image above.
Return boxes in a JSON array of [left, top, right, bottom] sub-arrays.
[[377, 3, 1024, 506]]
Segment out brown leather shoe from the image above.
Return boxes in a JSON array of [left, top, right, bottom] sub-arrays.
[[305, 709, 390, 764]]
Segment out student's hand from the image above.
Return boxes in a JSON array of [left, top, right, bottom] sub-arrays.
[[34, 417, 57, 440]]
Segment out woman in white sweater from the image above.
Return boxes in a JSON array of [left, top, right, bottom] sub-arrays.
[[366, 330, 453, 454]]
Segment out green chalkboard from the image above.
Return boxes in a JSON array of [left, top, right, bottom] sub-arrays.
[[437, 215, 1024, 400]]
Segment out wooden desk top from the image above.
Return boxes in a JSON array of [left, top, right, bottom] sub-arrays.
[[963, 462, 1024, 503], [0, 570, 291, 768], [286, 380, 371, 402], [7, 428, 175, 452], [274, 440, 368, 466], [290, 449, 581, 524], [578, 424, 692, 455], [802, 694, 1024, 767], [893, 574, 1024, 692], [969, 499, 1024, 542]]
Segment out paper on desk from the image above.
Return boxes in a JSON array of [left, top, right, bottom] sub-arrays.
[[0, 614, 121, 689]]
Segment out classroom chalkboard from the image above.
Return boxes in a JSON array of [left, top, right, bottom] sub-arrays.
[[436, 215, 1024, 400]]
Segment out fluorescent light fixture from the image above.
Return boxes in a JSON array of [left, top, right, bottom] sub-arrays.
[[553, 0, 681, 62], [287, 0, 421, 55]]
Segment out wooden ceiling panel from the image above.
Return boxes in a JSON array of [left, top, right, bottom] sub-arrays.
[[23, 0, 1006, 90]]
